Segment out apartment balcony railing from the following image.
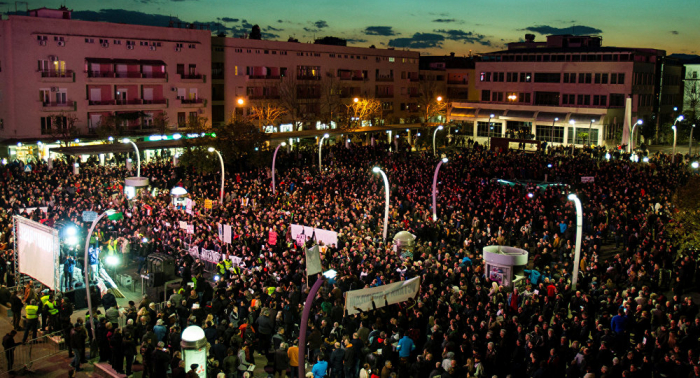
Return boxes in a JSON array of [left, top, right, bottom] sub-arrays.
[[297, 75, 321, 81], [115, 72, 142, 79], [41, 101, 75, 111], [352, 76, 367, 81], [142, 99, 167, 105], [88, 100, 116, 106], [40, 70, 74, 78], [87, 71, 115, 78], [141, 72, 167, 79], [249, 75, 281, 80], [376, 93, 394, 98], [115, 99, 143, 105], [180, 73, 203, 79], [375, 76, 394, 82], [180, 98, 204, 104], [248, 95, 280, 100]]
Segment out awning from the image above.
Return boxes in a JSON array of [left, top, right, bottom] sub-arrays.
[[569, 113, 604, 124], [450, 107, 477, 117], [85, 58, 166, 66], [49, 139, 186, 156], [536, 112, 568, 122], [477, 109, 506, 118], [503, 110, 536, 119]]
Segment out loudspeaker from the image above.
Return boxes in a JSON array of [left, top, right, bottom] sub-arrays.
[[64, 284, 96, 310]]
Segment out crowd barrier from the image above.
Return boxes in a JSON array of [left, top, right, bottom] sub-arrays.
[[0, 331, 66, 374]]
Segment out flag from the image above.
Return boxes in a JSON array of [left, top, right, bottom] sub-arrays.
[[106, 210, 123, 221]]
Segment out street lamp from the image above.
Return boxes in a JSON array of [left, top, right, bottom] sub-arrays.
[[487, 114, 495, 149], [631, 120, 643, 152], [122, 138, 140, 177], [672, 115, 684, 162], [208, 147, 225, 203], [433, 125, 444, 156], [432, 158, 448, 221], [372, 167, 390, 241], [568, 193, 583, 290], [233, 98, 244, 122], [272, 142, 286, 194], [550, 117, 559, 149], [587, 119, 596, 146], [319, 133, 329, 172], [690, 124, 696, 156]]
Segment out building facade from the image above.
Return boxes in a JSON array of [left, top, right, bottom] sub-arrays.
[[450, 34, 683, 146], [0, 7, 212, 157], [211, 36, 420, 130]]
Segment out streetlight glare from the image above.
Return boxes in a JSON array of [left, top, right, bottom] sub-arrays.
[[208, 147, 215, 152], [678, 115, 684, 121], [672, 126, 676, 130], [437, 125, 443, 130], [567, 193, 577, 200], [372, 167, 380, 173], [237, 98, 244, 105], [353, 97, 359, 103], [281, 142, 286, 146], [591, 119, 596, 123], [569, 120, 575, 125], [442, 158, 448, 163], [122, 138, 130, 143], [554, 117, 559, 121], [692, 161, 699, 169], [324, 133, 329, 138], [437, 96, 443, 102], [490, 114, 495, 118], [637, 120, 643, 125]]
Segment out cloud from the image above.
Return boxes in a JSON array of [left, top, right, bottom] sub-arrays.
[[346, 38, 368, 44], [388, 32, 444, 49], [522, 24, 602, 36], [266, 26, 283, 32], [363, 26, 396, 36], [313, 20, 328, 29], [277, 19, 284, 23], [432, 19, 457, 23], [434, 29, 492, 46], [670, 30, 679, 35], [220, 17, 239, 23]]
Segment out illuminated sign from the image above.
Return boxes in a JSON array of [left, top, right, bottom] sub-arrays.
[[146, 132, 215, 142]]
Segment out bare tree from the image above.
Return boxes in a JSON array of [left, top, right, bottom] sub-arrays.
[[319, 71, 345, 128], [416, 80, 447, 125], [249, 102, 287, 131], [278, 76, 304, 130], [48, 111, 79, 146], [685, 74, 700, 121], [346, 98, 381, 128], [154, 111, 171, 134]]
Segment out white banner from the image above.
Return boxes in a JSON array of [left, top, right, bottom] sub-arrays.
[[179, 221, 188, 230], [230, 256, 246, 268], [306, 245, 322, 276], [187, 246, 221, 264], [15, 216, 60, 291], [18, 207, 49, 215], [187, 225, 194, 234], [345, 277, 421, 315], [581, 176, 595, 183], [290, 224, 338, 247], [223, 225, 232, 244]]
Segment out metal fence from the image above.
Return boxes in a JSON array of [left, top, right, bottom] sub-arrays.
[[0, 331, 66, 375]]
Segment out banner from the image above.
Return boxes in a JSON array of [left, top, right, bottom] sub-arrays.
[[306, 245, 322, 276], [230, 256, 246, 268], [179, 221, 188, 230], [223, 225, 232, 244], [581, 176, 595, 183], [187, 246, 222, 264], [187, 225, 194, 234], [218, 224, 223, 241], [204, 199, 213, 210], [344, 277, 421, 315], [290, 224, 338, 247], [268, 230, 278, 246], [186, 198, 193, 214]]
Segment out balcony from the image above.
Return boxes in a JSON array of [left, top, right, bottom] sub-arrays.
[[409, 76, 420, 82], [248, 95, 280, 100], [142, 99, 167, 105], [179, 98, 205, 107], [409, 93, 420, 98], [88, 71, 115, 78], [116, 99, 143, 105], [448, 80, 468, 85], [249, 75, 281, 80], [41, 101, 75, 112], [376, 93, 394, 99], [115, 72, 142, 79], [375, 76, 394, 82], [352, 76, 367, 81], [88, 99, 116, 106], [297, 75, 321, 81], [39, 70, 74, 83], [179, 73, 205, 83]]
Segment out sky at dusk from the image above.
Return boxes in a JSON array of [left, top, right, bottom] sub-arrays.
[[4, 0, 699, 56]]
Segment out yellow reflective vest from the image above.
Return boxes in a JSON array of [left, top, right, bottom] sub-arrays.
[[46, 301, 59, 315], [25, 305, 39, 319]]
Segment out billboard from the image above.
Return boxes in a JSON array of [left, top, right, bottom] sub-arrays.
[[14, 216, 61, 291]]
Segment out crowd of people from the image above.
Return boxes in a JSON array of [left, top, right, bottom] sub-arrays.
[[0, 138, 699, 378]]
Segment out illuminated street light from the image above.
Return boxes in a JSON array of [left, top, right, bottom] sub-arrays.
[[319, 133, 330, 172], [568, 193, 583, 290], [432, 158, 448, 221], [630, 120, 642, 152], [208, 147, 225, 203], [372, 167, 390, 241], [433, 125, 444, 156], [122, 138, 141, 177], [672, 115, 684, 163], [272, 142, 287, 194]]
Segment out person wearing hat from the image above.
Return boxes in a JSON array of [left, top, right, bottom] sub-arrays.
[[186, 363, 199, 378]]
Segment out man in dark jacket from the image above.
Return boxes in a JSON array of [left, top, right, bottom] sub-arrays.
[[329, 342, 345, 378], [255, 309, 274, 353], [10, 291, 23, 331], [3, 330, 18, 371], [70, 322, 87, 372], [274, 342, 290, 378], [222, 348, 239, 378]]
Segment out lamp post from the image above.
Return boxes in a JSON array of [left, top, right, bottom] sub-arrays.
[[83, 210, 118, 338], [122, 138, 140, 177], [487, 114, 495, 150], [208, 147, 224, 203], [550, 117, 559, 151], [672, 115, 683, 163], [569, 119, 576, 153], [372, 167, 390, 241], [233, 98, 244, 122], [319, 133, 329, 172], [432, 125, 443, 156], [272, 142, 286, 194], [587, 118, 595, 146], [690, 124, 696, 156], [432, 158, 448, 222], [631, 120, 643, 152], [567, 194, 583, 290]]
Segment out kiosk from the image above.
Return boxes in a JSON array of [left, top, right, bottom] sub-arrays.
[[483, 245, 529, 288], [393, 231, 416, 259], [124, 177, 150, 200]]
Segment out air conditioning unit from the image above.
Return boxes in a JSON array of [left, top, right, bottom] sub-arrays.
[[102, 42, 109, 48], [127, 45, 134, 50], [57, 41, 65, 47], [175, 47, 182, 52], [171, 87, 177, 92], [51, 87, 58, 92], [149, 46, 156, 51], [49, 55, 57, 61], [39, 40, 47, 46]]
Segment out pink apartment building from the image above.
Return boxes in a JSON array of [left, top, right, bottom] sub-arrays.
[[210, 36, 420, 130], [450, 34, 683, 146], [0, 7, 212, 146]]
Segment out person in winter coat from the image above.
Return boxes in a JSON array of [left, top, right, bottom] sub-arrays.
[[110, 328, 124, 374], [273, 342, 290, 378]]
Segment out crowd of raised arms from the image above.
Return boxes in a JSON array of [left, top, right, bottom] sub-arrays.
[[0, 139, 698, 378]]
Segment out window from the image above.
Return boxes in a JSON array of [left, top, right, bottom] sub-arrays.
[[38, 60, 50, 72], [595, 73, 601, 84], [55, 89, 67, 104], [567, 127, 598, 145], [53, 36, 64, 42], [297, 65, 320, 79], [84, 38, 94, 43], [577, 94, 590, 106], [593, 95, 607, 106], [494, 72, 504, 82], [40, 89, 51, 105], [506, 72, 517, 82], [534, 92, 560, 106], [601, 73, 608, 84], [563, 73, 576, 83], [536, 125, 564, 143], [480, 72, 491, 82], [389, 57, 394, 62], [578, 73, 592, 84], [518, 93, 531, 103], [113, 40, 122, 45], [477, 121, 501, 137], [177, 112, 186, 127], [481, 90, 490, 102], [617, 73, 625, 84], [40, 116, 52, 134], [562, 94, 574, 105], [126, 40, 135, 46], [533, 73, 560, 83], [491, 92, 503, 102], [609, 94, 625, 107]]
